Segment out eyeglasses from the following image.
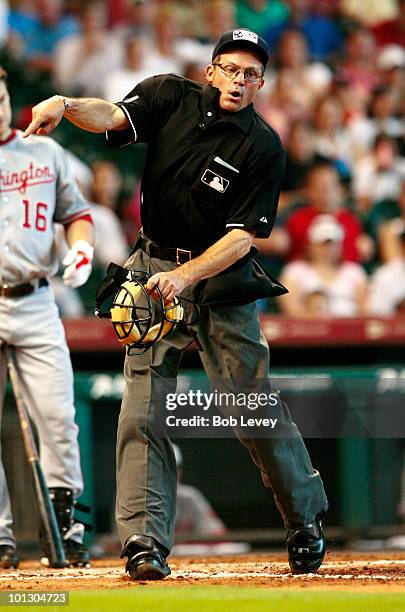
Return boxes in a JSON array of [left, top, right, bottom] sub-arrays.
[[213, 62, 263, 83]]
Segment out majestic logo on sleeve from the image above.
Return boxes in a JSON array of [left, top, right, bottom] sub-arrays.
[[0, 163, 55, 194]]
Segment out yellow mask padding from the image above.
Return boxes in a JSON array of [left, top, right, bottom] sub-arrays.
[[110, 280, 183, 346]]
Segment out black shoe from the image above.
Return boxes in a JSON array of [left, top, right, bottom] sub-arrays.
[[0, 545, 19, 569], [122, 536, 171, 581], [286, 518, 326, 574], [64, 539, 91, 568]]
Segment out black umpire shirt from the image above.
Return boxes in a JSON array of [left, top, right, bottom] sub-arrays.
[[107, 74, 286, 251]]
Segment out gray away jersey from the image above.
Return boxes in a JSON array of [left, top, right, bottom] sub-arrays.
[[0, 130, 90, 284]]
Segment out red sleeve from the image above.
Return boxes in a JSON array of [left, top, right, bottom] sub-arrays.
[[372, 20, 405, 47], [63, 213, 93, 230], [285, 207, 316, 261], [338, 211, 362, 262]]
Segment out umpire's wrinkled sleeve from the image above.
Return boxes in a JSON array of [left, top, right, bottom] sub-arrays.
[[106, 74, 183, 149], [225, 146, 286, 239]]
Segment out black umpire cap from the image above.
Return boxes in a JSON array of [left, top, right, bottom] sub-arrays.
[[212, 29, 270, 68]]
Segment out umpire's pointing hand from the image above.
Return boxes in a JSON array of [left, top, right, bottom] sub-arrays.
[[23, 96, 65, 138], [147, 270, 186, 302]]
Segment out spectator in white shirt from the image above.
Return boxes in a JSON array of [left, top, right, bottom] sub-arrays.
[[369, 222, 405, 315], [348, 85, 404, 156], [53, 1, 120, 97], [353, 134, 405, 213], [101, 36, 155, 102]]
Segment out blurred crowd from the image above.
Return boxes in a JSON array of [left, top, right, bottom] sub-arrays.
[[1, 0, 404, 318]]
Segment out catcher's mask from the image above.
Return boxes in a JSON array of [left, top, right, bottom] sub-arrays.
[[95, 263, 184, 354]]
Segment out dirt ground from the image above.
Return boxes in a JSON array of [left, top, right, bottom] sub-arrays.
[[1, 552, 405, 591]]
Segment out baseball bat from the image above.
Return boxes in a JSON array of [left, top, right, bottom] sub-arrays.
[[5, 346, 67, 568]]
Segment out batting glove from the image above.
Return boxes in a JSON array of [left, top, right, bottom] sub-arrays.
[[62, 240, 94, 288]]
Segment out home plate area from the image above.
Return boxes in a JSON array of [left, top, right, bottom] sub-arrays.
[[0, 553, 404, 591]]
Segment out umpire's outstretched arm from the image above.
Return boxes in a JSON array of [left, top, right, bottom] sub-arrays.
[[23, 95, 129, 137]]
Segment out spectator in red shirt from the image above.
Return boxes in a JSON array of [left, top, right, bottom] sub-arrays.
[[372, 0, 405, 48], [285, 162, 373, 262]]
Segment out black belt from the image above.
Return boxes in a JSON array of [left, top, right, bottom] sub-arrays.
[[137, 233, 204, 265], [0, 278, 48, 298]]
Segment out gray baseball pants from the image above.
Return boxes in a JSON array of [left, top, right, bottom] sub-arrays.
[[116, 250, 328, 553], [0, 286, 84, 547]]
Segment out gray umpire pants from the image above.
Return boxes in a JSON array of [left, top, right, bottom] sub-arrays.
[[116, 250, 328, 553]]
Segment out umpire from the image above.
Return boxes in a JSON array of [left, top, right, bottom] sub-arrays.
[[25, 28, 328, 580]]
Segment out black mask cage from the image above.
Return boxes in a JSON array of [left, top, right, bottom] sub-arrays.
[[95, 263, 184, 354]]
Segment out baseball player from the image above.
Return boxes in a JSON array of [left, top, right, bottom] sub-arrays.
[[172, 444, 227, 539], [0, 66, 93, 568], [25, 28, 328, 580]]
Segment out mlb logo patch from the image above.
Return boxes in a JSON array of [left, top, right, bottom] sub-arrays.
[[201, 170, 229, 193], [232, 29, 258, 44]]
